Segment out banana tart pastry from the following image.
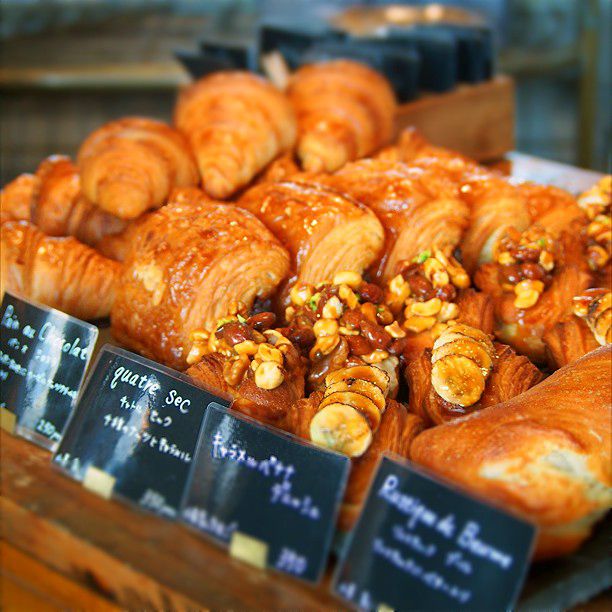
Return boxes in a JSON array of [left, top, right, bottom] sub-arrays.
[[78, 117, 199, 220], [475, 225, 592, 363], [186, 308, 306, 429], [284, 365, 424, 530], [175, 71, 296, 199], [237, 180, 384, 289], [1, 221, 121, 320], [577, 175, 611, 289], [406, 323, 542, 426], [287, 60, 397, 173], [544, 288, 611, 369], [411, 345, 612, 560], [383, 246, 494, 362], [111, 188, 290, 370], [281, 271, 406, 396], [325, 158, 470, 281]]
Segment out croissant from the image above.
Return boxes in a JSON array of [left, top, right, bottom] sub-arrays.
[[326, 159, 470, 281], [0, 173, 38, 224], [175, 72, 296, 199], [1, 221, 121, 320], [256, 153, 302, 184], [411, 345, 612, 559], [78, 117, 199, 219], [407, 334, 543, 426], [111, 188, 290, 370], [237, 180, 384, 287], [475, 228, 592, 363], [186, 314, 305, 429], [284, 368, 424, 531], [287, 60, 397, 172]]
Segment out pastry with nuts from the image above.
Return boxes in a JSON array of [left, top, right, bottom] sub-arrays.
[[406, 323, 542, 426], [186, 309, 306, 429], [475, 227, 592, 363], [281, 271, 405, 395]]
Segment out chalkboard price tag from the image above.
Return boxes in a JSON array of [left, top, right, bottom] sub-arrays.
[[53, 345, 229, 518], [181, 404, 350, 583], [0, 292, 98, 450], [334, 455, 536, 611]]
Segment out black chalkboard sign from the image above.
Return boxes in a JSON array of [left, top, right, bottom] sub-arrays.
[[0, 292, 98, 450], [181, 404, 350, 583], [53, 345, 229, 518], [334, 455, 536, 611]]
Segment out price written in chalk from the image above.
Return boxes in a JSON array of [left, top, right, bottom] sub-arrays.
[[181, 405, 350, 583], [334, 455, 536, 611], [53, 345, 229, 518], [0, 293, 98, 450]]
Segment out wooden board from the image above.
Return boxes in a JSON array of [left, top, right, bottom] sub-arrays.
[[396, 75, 515, 162]]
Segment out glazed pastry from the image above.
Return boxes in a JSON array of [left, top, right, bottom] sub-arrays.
[[475, 226, 592, 363], [256, 153, 302, 184], [78, 117, 199, 219], [517, 182, 586, 236], [175, 72, 296, 199], [327, 159, 470, 281], [186, 311, 306, 429], [287, 60, 397, 172], [1, 221, 121, 320], [285, 367, 424, 531], [111, 189, 290, 370], [281, 271, 405, 395], [0, 173, 38, 224], [238, 180, 384, 287], [406, 324, 542, 426], [411, 345, 612, 559]]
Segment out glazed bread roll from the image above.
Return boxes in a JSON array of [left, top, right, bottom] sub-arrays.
[[111, 188, 290, 370], [0, 173, 37, 224], [1, 221, 121, 320], [78, 117, 199, 219], [238, 180, 384, 287], [288, 60, 397, 172], [175, 71, 296, 199], [411, 345, 612, 559]]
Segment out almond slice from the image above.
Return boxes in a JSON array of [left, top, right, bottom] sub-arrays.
[[310, 403, 373, 458], [319, 390, 381, 431], [325, 365, 390, 396], [324, 379, 386, 412], [431, 355, 485, 407]]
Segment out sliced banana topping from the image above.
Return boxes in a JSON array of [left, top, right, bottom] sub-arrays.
[[320, 390, 381, 431], [325, 379, 386, 412], [325, 365, 390, 396], [310, 404, 373, 458], [574, 289, 612, 346], [431, 324, 495, 407]]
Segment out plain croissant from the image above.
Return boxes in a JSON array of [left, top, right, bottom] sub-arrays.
[[78, 117, 199, 219]]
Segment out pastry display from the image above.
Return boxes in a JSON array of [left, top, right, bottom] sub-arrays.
[[1, 61, 610, 568], [111, 188, 290, 370], [175, 72, 297, 199], [410, 346, 612, 559], [287, 60, 397, 172], [1, 221, 121, 319], [78, 117, 199, 219]]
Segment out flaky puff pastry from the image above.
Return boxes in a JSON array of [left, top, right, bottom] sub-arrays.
[[111, 188, 290, 370], [238, 180, 384, 288], [1, 221, 121, 319], [175, 72, 296, 199], [287, 60, 397, 173], [326, 159, 470, 281], [0, 173, 38, 224], [78, 117, 199, 219], [285, 392, 424, 531], [411, 345, 612, 560]]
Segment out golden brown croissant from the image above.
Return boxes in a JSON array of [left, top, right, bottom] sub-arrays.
[[237, 180, 384, 288], [475, 227, 592, 363], [186, 313, 305, 429], [1, 221, 121, 319], [111, 189, 290, 370], [406, 333, 543, 426], [78, 117, 199, 219], [175, 72, 296, 199], [326, 159, 470, 281], [0, 173, 38, 224], [411, 345, 612, 560], [256, 153, 302, 184], [287, 60, 397, 172]]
